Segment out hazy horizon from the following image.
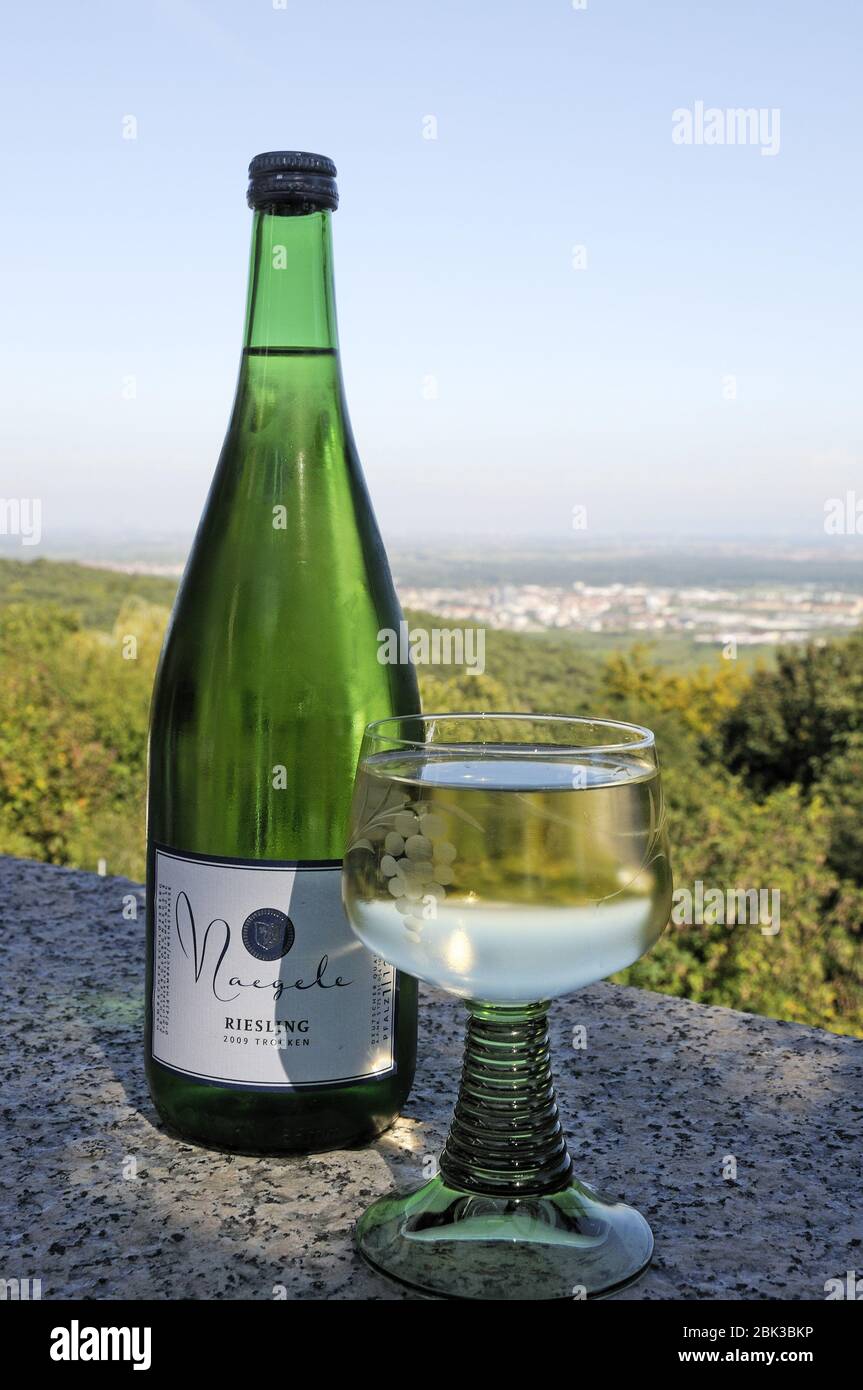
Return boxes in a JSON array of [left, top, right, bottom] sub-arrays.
[[8, 525, 863, 553], [5, 527, 863, 589]]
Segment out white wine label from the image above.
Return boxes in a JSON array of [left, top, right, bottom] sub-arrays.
[[151, 847, 397, 1088]]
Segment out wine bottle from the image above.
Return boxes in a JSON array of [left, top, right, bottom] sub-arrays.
[[145, 152, 420, 1153]]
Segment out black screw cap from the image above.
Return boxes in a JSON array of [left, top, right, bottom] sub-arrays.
[[247, 151, 338, 212]]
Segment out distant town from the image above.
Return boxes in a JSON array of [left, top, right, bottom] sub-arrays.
[[9, 534, 863, 650], [396, 581, 863, 647]]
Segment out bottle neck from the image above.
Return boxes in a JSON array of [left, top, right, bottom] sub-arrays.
[[242, 210, 339, 353]]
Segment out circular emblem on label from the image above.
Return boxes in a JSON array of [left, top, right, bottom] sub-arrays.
[[242, 908, 295, 961]]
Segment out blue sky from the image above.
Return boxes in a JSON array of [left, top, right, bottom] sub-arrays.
[[1, 0, 861, 546]]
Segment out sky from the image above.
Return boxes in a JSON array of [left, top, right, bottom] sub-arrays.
[[1, 0, 861, 550]]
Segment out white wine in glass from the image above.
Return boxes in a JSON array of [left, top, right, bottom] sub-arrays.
[[348, 750, 670, 1002], [343, 714, 674, 1301]]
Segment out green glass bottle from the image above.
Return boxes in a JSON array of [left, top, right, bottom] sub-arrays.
[[145, 152, 419, 1153]]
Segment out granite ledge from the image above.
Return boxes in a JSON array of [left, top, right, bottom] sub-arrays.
[[1, 854, 861, 1301]]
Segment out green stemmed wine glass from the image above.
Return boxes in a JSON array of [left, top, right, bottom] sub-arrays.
[[342, 713, 673, 1300]]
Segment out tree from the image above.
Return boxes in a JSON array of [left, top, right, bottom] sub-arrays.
[[720, 632, 863, 792], [0, 600, 166, 877]]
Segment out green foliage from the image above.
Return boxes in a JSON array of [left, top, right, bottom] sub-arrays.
[[1, 561, 861, 1035], [588, 643, 863, 1033], [0, 558, 177, 629], [0, 596, 165, 878], [719, 630, 863, 791], [815, 731, 863, 883], [621, 774, 861, 1033], [404, 610, 603, 714]]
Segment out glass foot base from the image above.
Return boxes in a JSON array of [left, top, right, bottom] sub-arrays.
[[356, 1173, 654, 1300]]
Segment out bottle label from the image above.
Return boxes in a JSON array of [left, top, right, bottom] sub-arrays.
[[151, 847, 397, 1089]]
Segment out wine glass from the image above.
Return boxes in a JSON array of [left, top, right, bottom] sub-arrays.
[[342, 713, 673, 1300]]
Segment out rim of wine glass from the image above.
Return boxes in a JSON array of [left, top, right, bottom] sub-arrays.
[[363, 711, 656, 755]]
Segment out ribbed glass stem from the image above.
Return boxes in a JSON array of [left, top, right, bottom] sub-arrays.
[[439, 1002, 573, 1197]]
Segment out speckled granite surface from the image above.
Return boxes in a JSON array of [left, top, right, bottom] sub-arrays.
[[1, 855, 861, 1301]]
